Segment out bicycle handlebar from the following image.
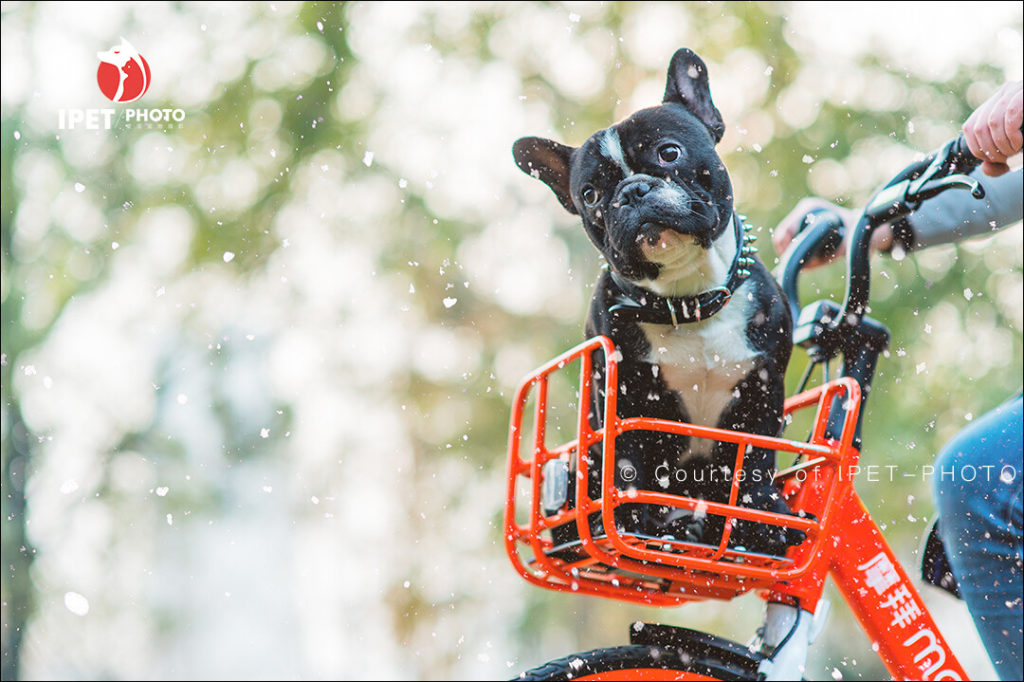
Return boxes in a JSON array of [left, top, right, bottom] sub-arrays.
[[781, 134, 987, 334], [949, 134, 982, 171], [777, 208, 846, 324], [840, 134, 986, 325], [778, 134, 990, 444]]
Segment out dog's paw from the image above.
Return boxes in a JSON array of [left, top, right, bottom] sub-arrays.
[[646, 505, 706, 542], [726, 485, 810, 556], [728, 518, 805, 556]]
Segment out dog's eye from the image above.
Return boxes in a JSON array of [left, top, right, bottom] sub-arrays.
[[658, 144, 682, 164], [582, 186, 601, 205]]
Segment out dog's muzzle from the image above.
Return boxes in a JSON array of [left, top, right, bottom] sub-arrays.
[[611, 176, 713, 249]]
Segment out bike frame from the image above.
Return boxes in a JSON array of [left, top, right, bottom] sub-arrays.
[[505, 335, 969, 681], [766, 463, 968, 681]]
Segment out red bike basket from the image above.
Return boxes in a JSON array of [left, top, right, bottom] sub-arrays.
[[504, 336, 861, 606]]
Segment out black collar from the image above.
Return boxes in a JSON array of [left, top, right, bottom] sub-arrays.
[[607, 213, 757, 326]]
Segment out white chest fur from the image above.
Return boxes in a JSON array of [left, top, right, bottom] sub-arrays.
[[639, 290, 759, 458]]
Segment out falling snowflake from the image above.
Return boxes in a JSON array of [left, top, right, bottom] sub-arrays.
[[64, 592, 90, 616]]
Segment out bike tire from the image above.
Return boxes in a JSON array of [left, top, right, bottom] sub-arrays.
[[512, 643, 758, 681]]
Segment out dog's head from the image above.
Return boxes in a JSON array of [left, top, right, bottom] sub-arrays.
[[513, 48, 733, 285]]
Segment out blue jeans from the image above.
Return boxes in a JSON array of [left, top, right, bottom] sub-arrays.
[[933, 394, 1023, 681]]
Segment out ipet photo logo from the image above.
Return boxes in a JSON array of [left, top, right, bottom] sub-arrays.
[[96, 37, 151, 102], [58, 37, 185, 130]]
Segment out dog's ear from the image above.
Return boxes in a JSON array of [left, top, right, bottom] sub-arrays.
[[663, 48, 725, 144], [512, 136, 578, 214]]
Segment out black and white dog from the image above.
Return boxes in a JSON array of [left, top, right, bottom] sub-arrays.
[[513, 48, 801, 555]]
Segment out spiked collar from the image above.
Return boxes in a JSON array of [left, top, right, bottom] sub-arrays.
[[607, 212, 758, 327]]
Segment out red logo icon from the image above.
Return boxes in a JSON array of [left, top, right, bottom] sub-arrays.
[[96, 38, 151, 102]]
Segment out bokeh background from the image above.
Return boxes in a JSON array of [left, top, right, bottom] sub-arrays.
[[2, 1, 1021, 680]]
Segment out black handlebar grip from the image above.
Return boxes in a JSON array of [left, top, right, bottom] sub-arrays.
[[801, 208, 845, 261], [777, 208, 846, 323], [949, 133, 983, 174]]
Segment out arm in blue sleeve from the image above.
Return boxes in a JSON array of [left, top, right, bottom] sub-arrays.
[[901, 168, 1022, 251]]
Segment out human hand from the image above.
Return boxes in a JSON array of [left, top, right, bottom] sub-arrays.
[[962, 80, 1023, 177], [772, 198, 891, 268]]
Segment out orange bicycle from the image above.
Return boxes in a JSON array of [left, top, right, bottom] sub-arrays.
[[503, 135, 988, 680]]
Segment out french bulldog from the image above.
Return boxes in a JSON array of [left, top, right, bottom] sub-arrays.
[[513, 48, 802, 555]]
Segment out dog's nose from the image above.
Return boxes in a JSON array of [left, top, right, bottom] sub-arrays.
[[620, 181, 652, 205]]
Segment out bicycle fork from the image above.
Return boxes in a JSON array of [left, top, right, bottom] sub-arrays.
[[755, 601, 831, 681]]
